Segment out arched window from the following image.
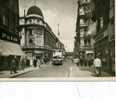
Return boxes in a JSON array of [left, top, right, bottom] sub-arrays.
[[29, 19, 32, 23]]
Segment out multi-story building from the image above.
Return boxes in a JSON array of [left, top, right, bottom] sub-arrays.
[[93, 0, 115, 74], [20, 5, 45, 65], [74, 0, 95, 66], [0, 0, 24, 70], [19, 5, 64, 65]]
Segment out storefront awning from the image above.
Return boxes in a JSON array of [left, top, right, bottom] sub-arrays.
[[0, 40, 25, 56]]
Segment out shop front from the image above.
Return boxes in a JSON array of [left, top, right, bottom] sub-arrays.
[[94, 36, 113, 74], [0, 40, 25, 70]]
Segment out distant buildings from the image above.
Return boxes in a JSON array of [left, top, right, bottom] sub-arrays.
[[19, 5, 65, 65], [0, 0, 24, 70]]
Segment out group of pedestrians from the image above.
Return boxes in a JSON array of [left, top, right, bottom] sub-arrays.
[[9, 55, 44, 74], [73, 55, 102, 77], [33, 58, 42, 68]]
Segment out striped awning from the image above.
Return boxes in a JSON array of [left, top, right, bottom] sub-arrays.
[[0, 40, 25, 56]]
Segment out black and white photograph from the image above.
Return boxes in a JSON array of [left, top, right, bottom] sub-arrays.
[[0, 0, 115, 78]]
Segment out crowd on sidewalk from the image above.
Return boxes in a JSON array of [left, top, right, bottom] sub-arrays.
[[6, 55, 49, 75], [0, 56, 51, 78], [72, 55, 113, 77]]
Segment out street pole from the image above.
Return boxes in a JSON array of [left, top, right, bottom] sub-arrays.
[[58, 24, 60, 37]]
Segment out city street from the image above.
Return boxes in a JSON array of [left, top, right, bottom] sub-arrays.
[[16, 60, 93, 78]]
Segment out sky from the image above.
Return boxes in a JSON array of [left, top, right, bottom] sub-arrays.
[[0, 82, 116, 99], [19, 0, 77, 52]]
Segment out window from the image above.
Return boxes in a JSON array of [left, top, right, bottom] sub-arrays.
[[29, 19, 32, 23], [79, 7, 84, 15], [39, 20, 43, 25], [37, 19, 39, 22], [29, 29, 32, 35], [100, 17, 103, 28], [3, 15, 8, 26], [0, 14, 2, 24], [111, 16, 114, 24], [29, 39, 33, 44]]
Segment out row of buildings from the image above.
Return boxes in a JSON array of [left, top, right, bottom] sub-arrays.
[[74, 0, 115, 74], [0, 0, 65, 70]]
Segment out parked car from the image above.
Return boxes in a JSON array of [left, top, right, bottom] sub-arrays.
[[52, 56, 63, 65]]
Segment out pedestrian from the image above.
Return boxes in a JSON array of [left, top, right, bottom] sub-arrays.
[[37, 58, 41, 68], [33, 58, 37, 67], [21, 57, 26, 70], [26, 59, 30, 67], [15, 56, 18, 73], [93, 55, 102, 77], [10, 57, 17, 74]]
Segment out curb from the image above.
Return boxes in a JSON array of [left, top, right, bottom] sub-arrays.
[[9, 68, 39, 78]]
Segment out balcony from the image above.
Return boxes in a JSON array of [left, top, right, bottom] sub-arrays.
[[80, 20, 88, 27], [84, 45, 94, 50], [79, 0, 91, 5], [79, 7, 85, 16]]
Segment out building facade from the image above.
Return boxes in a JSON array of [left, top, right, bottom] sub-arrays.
[[74, 0, 95, 66], [0, 0, 24, 70], [19, 5, 65, 65], [93, 0, 115, 74]]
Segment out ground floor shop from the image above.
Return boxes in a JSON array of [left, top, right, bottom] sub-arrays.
[[79, 49, 94, 66], [0, 40, 25, 70], [94, 37, 115, 75], [23, 48, 54, 66]]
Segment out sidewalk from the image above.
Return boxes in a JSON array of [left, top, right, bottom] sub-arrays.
[[78, 66, 113, 77], [0, 63, 51, 78], [0, 66, 39, 78]]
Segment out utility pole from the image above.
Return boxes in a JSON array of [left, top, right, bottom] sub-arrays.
[[58, 24, 60, 37]]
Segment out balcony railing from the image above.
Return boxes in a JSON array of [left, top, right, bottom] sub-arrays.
[[79, 45, 94, 51], [84, 45, 94, 50], [80, 23, 88, 27], [22, 45, 45, 49], [79, 0, 91, 5]]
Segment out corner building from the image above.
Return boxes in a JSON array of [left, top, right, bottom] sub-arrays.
[[20, 5, 63, 65]]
